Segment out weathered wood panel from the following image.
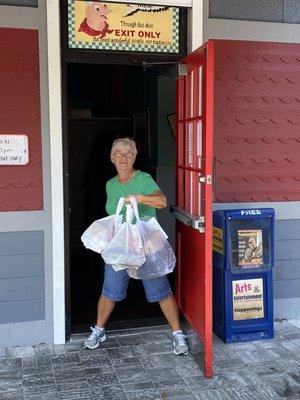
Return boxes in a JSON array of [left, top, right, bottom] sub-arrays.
[[0, 231, 44, 324]]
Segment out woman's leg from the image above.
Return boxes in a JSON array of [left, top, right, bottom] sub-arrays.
[[158, 294, 180, 331], [96, 294, 116, 327], [84, 265, 129, 349], [98, 264, 130, 326], [142, 276, 188, 355], [142, 275, 178, 328]]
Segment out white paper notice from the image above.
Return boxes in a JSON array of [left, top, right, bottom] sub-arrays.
[[0, 135, 29, 165]]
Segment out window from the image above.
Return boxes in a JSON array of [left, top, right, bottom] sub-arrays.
[[209, 0, 300, 24], [0, 0, 37, 6]]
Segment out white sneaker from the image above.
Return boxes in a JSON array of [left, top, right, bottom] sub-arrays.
[[172, 331, 189, 355], [84, 326, 107, 350]]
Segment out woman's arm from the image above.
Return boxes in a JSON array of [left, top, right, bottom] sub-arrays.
[[128, 190, 167, 209]]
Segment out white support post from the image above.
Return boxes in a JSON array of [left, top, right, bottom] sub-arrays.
[[46, 0, 65, 345], [188, 0, 204, 52]]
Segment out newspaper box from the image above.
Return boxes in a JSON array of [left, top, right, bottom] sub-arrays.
[[213, 208, 275, 343]]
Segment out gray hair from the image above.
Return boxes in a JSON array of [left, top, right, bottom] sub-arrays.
[[110, 138, 137, 158]]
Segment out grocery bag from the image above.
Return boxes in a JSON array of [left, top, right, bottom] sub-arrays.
[[81, 197, 124, 254], [102, 202, 146, 271], [126, 197, 176, 280]]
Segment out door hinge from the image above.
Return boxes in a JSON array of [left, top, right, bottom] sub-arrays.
[[193, 216, 205, 233]]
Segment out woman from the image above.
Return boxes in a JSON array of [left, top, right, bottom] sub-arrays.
[[84, 138, 189, 355]]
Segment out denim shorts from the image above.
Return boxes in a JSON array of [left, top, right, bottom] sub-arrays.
[[102, 264, 172, 302]]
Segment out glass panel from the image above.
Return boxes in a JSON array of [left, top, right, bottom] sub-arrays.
[[190, 171, 193, 214], [193, 67, 199, 118], [184, 121, 188, 166], [0, 0, 37, 5], [185, 74, 190, 120], [177, 122, 184, 165], [188, 122, 193, 166], [199, 66, 202, 116], [184, 170, 190, 211], [197, 121, 202, 168], [177, 169, 184, 208], [229, 217, 272, 272], [198, 180, 202, 216], [190, 70, 194, 118], [192, 171, 198, 216]]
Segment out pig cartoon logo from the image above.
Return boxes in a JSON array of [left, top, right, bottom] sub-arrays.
[[78, 1, 113, 38]]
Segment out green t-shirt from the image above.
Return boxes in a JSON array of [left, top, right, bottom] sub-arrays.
[[105, 170, 160, 220]]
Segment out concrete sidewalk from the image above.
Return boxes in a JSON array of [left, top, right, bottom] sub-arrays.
[[0, 321, 299, 400]]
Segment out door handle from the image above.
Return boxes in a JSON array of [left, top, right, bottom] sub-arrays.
[[170, 205, 205, 233], [170, 206, 193, 227]]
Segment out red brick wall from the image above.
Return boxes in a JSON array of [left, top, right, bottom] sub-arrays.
[[214, 40, 300, 202], [0, 28, 43, 211]]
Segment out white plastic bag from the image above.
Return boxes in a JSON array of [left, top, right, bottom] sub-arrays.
[[102, 202, 146, 271], [127, 198, 176, 280], [81, 197, 124, 254]]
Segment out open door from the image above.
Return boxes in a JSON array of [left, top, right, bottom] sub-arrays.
[[170, 41, 214, 377]]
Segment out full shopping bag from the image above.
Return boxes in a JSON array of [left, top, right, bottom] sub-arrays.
[[126, 198, 176, 280], [102, 202, 146, 271], [81, 197, 124, 254]]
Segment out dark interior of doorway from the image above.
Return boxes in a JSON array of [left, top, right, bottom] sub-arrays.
[[67, 62, 175, 333]]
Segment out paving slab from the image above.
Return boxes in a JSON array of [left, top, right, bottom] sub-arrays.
[[0, 321, 299, 399]]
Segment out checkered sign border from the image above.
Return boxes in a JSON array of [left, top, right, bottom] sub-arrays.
[[68, 0, 179, 53]]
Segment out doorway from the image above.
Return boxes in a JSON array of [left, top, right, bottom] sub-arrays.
[[66, 62, 176, 332]]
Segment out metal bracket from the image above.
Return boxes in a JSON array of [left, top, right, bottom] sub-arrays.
[[170, 205, 205, 233], [178, 64, 187, 76], [193, 216, 205, 233], [198, 175, 206, 183], [198, 174, 212, 185]]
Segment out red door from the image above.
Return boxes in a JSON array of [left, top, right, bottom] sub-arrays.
[[171, 41, 214, 377]]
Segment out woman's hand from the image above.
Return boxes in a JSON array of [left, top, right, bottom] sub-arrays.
[[125, 191, 167, 209], [134, 194, 143, 203], [124, 194, 142, 204]]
